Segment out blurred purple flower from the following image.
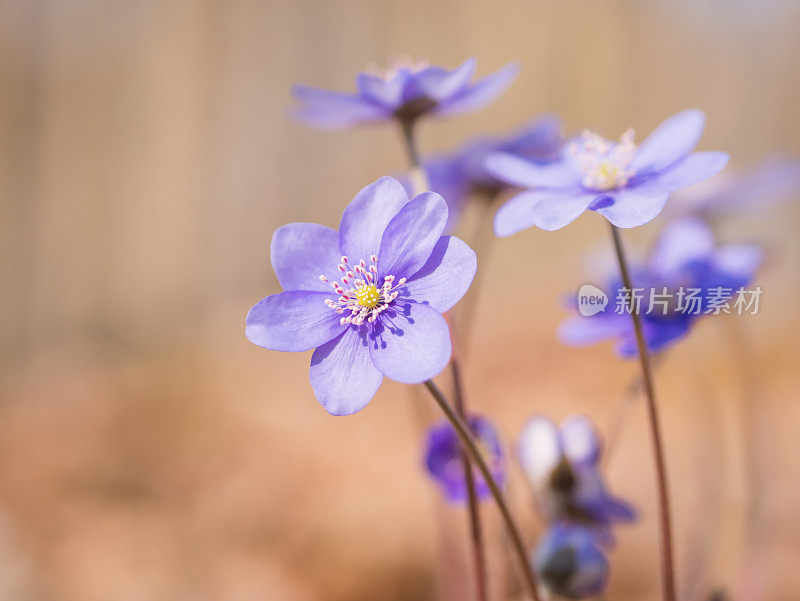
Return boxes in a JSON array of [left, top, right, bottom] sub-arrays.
[[533, 523, 610, 600], [292, 56, 518, 129], [424, 414, 505, 504], [486, 109, 729, 235], [246, 177, 477, 415], [669, 157, 800, 219], [559, 217, 763, 357], [407, 116, 562, 231], [519, 415, 636, 528]]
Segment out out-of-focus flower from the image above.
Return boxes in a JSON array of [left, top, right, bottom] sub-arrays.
[[533, 523, 610, 600], [668, 157, 800, 219], [486, 109, 729, 234], [408, 116, 562, 231], [292, 56, 518, 129], [424, 414, 505, 503], [246, 177, 477, 415], [518, 415, 635, 527], [559, 217, 763, 357]]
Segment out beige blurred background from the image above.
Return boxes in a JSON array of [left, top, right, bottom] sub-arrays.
[[1, 1, 799, 600]]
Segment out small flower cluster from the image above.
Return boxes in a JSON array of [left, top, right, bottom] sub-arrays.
[[520, 415, 635, 598], [422, 412, 631, 599]]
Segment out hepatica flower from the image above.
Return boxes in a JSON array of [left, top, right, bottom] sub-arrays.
[[411, 116, 562, 230], [424, 415, 505, 503], [293, 56, 518, 129], [245, 177, 477, 415], [533, 523, 610, 600], [519, 415, 635, 528], [486, 109, 729, 235], [559, 217, 763, 357]]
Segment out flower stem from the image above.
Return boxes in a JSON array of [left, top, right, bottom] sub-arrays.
[[448, 321, 489, 601], [424, 379, 542, 601], [399, 119, 489, 601], [608, 223, 676, 601], [398, 119, 429, 193]]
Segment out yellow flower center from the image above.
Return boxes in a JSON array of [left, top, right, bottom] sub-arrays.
[[594, 162, 622, 191], [355, 284, 381, 309], [570, 128, 637, 191]]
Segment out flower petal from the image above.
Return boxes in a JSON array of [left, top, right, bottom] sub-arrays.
[[378, 191, 448, 280], [718, 158, 800, 214], [560, 415, 601, 466], [631, 109, 706, 174], [292, 85, 389, 129], [711, 244, 763, 282], [435, 62, 520, 117], [518, 415, 562, 485], [401, 236, 477, 313], [245, 291, 346, 352], [648, 152, 729, 192], [592, 187, 670, 228], [485, 152, 580, 189], [494, 190, 596, 235], [309, 327, 383, 416], [558, 314, 629, 347], [502, 114, 563, 160], [647, 217, 715, 278], [356, 72, 405, 109], [270, 223, 341, 292], [405, 57, 476, 102], [339, 176, 409, 261], [367, 302, 451, 384]]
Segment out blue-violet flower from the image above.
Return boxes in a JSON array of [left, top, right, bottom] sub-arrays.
[[559, 217, 763, 357], [245, 177, 477, 415], [519, 415, 635, 528], [533, 523, 610, 600], [486, 109, 729, 234], [424, 415, 505, 503], [293, 56, 518, 129], [412, 115, 562, 231]]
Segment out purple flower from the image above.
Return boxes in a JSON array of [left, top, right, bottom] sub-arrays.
[[533, 523, 610, 600], [245, 177, 477, 415], [518, 415, 635, 528], [668, 157, 800, 219], [410, 116, 562, 230], [292, 56, 518, 129], [486, 109, 729, 235], [559, 217, 763, 357], [424, 415, 505, 504]]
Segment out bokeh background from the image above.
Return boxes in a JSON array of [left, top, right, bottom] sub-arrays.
[[1, 1, 799, 600]]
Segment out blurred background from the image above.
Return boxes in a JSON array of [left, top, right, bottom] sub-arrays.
[[1, 0, 799, 599]]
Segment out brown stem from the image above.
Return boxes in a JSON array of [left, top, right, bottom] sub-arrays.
[[398, 119, 429, 193], [400, 118, 489, 601], [608, 223, 676, 601], [448, 319, 489, 601], [424, 379, 542, 601]]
